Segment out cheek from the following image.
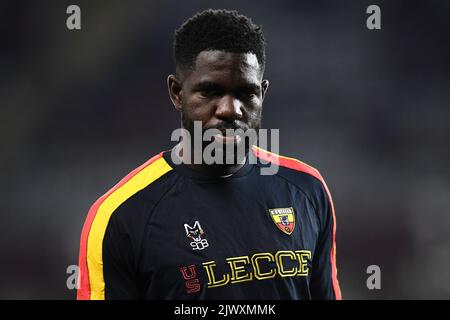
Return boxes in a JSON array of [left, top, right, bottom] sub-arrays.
[[246, 104, 262, 124], [182, 95, 214, 120]]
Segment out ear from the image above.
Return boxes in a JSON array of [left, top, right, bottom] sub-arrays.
[[261, 79, 269, 101], [167, 75, 183, 111]]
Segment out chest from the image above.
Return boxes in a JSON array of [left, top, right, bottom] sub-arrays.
[[137, 178, 320, 298]]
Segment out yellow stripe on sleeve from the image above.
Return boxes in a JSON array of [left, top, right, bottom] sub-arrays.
[[86, 157, 172, 300]]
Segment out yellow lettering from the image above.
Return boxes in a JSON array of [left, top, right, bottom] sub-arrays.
[[251, 253, 276, 280], [226, 256, 253, 283], [275, 251, 297, 277], [202, 261, 230, 288], [295, 250, 311, 276]]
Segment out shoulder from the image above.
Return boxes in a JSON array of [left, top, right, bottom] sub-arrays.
[[81, 151, 176, 243], [252, 146, 332, 209], [78, 151, 176, 299]]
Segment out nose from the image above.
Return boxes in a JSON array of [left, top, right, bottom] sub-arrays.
[[215, 95, 243, 122]]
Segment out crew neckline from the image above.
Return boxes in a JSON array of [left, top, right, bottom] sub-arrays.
[[162, 149, 255, 181]]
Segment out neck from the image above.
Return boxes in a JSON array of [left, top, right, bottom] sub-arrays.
[[185, 160, 246, 177], [174, 143, 247, 177]]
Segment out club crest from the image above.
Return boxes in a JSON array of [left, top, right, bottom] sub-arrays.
[[269, 207, 296, 235]]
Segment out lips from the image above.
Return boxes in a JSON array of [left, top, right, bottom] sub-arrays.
[[204, 124, 247, 145], [213, 132, 242, 144]]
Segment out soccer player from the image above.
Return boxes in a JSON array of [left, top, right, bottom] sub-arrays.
[[77, 9, 342, 300]]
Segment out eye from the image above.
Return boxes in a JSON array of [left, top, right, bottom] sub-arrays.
[[238, 90, 258, 101], [200, 87, 222, 98], [200, 89, 215, 97]]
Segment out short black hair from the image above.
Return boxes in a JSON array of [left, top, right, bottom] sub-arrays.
[[174, 9, 266, 73]]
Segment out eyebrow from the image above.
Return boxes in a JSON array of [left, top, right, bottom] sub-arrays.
[[192, 81, 260, 93], [192, 81, 222, 91]]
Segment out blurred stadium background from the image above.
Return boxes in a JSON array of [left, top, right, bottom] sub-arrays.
[[0, 0, 449, 299]]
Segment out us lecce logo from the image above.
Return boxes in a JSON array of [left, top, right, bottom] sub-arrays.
[[269, 207, 296, 235]]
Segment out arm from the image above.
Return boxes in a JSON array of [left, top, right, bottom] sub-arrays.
[[310, 180, 342, 300], [102, 213, 140, 299]]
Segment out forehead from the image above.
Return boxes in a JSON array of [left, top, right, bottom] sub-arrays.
[[184, 50, 262, 85]]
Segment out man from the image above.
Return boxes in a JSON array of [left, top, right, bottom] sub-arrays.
[[77, 9, 341, 300]]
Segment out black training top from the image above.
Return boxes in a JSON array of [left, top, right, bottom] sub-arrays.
[[77, 146, 341, 300]]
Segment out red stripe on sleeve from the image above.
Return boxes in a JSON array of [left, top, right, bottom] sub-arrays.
[[77, 152, 164, 300]]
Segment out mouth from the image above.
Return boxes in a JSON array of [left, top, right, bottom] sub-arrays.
[[213, 132, 242, 144]]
